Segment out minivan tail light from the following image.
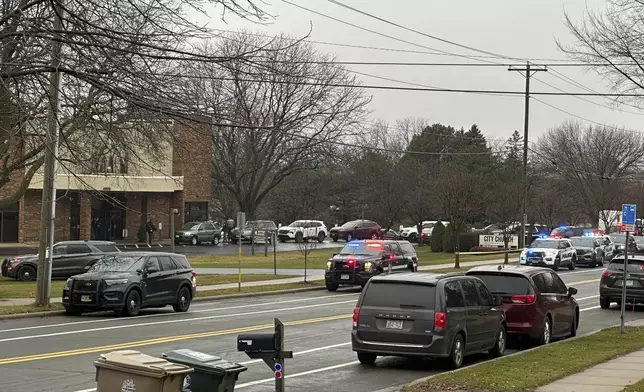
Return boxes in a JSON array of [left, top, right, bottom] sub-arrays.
[[353, 307, 359, 329], [602, 269, 611, 277], [510, 295, 536, 304], [434, 312, 446, 332]]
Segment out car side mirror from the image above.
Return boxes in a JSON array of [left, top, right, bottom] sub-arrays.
[[568, 287, 578, 297], [493, 295, 503, 307], [146, 267, 159, 274]]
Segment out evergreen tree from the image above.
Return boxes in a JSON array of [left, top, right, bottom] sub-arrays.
[[430, 221, 445, 252]]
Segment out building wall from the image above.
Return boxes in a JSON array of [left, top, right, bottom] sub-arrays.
[[172, 121, 212, 204], [148, 193, 171, 239], [125, 193, 143, 241], [20, 190, 70, 243]]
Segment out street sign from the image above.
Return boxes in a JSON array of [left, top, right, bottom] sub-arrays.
[[622, 204, 637, 232]]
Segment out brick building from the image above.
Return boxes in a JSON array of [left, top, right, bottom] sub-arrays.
[[0, 121, 212, 243]]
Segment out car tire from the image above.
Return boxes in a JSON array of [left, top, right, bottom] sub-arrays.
[[568, 257, 576, 270], [591, 255, 598, 268], [122, 290, 142, 317], [600, 296, 611, 309], [64, 306, 83, 316], [332, 237, 338, 242], [17, 265, 36, 282], [538, 316, 552, 346], [448, 333, 465, 369], [357, 352, 377, 365], [317, 232, 325, 243], [295, 232, 304, 243], [488, 325, 506, 358], [570, 310, 578, 337], [191, 236, 199, 246], [172, 286, 192, 313], [212, 236, 220, 246], [325, 282, 338, 291]]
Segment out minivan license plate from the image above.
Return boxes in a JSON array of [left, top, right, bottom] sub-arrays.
[[341, 274, 350, 280], [626, 280, 635, 287], [81, 295, 91, 302], [386, 320, 403, 329]]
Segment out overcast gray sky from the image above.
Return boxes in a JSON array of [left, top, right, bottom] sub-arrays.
[[191, 0, 642, 143]]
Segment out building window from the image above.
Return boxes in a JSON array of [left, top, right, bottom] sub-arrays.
[[185, 202, 208, 222]]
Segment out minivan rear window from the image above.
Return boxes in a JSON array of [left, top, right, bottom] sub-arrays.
[[361, 282, 435, 309], [466, 272, 534, 296], [608, 258, 644, 273]]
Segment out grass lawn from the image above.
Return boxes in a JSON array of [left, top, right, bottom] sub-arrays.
[[404, 327, 644, 392], [623, 379, 644, 392], [0, 274, 295, 298], [0, 303, 64, 316], [189, 246, 519, 270], [196, 280, 324, 297]]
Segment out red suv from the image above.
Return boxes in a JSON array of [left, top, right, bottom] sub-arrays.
[[329, 220, 382, 242], [466, 265, 579, 345]]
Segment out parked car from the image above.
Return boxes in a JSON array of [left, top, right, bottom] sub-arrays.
[[277, 220, 327, 243], [466, 265, 579, 345], [598, 234, 616, 261], [610, 233, 639, 255], [599, 255, 644, 309], [399, 226, 418, 242], [230, 220, 277, 244], [549, 226, 586, 238], [420, 221, 449, 238], [1, 240, 121, 281], [520, 237, 577, 271], [569, 236, 606, 267], [351, 272, 506, 369], [62, 252, 197, 316], [174, 221, 221, 246], [329, 220, 381, 242], [325, 240, 418, 291], [380, 228, 400, 240]]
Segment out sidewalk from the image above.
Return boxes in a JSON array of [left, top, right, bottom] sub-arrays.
[[537, 319, 644, 392], [0, 259, 504, 308]]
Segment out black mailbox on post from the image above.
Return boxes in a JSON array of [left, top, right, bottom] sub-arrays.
[[237, 333, 276, 354]]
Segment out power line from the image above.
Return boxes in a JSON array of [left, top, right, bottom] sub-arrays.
[[327, 0, 523, 61], [280, 0, 503, 65]]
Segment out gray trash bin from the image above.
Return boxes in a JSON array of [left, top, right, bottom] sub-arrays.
[[162, 349, 247, 392]]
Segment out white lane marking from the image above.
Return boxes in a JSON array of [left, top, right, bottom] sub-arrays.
[[0, 293, 360, 334], [580, 305, 601, 312], [0, 300, 356, 343], [576, 295, 599, 302], [239, 342, 352, 365], [559, 269, 605, 276], [236, 361, 361, 388]]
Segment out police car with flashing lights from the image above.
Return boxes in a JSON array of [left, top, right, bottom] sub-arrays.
[[324, 240, 418, 291], [520, 237, 577, 271]]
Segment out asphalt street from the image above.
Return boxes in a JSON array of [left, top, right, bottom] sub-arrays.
[[0, 267, 641, 392]]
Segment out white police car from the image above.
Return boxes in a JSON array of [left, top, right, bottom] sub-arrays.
[[520, 237, 577, 271]]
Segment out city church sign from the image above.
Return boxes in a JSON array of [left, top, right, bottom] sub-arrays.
[[479, 234, 519, 248]]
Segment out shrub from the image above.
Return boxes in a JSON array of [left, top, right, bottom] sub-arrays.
[[431, 221, 445, 252]]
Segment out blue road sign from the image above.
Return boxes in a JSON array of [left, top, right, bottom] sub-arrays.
[[274, 363, 282, 372], [622, 204, 637, 226]]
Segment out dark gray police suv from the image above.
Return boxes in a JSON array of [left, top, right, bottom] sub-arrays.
[[324, 240, 418, 291], [62, 252, 196, 317], [351, 273, 506, 369]]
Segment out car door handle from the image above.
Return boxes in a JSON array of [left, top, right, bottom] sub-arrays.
[[479, 312, 488, 316]]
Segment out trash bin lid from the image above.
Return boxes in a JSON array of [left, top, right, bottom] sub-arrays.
[[97, 350, 192, 376], [162, 349, 247, 376]]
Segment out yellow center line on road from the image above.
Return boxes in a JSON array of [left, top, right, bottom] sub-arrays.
[[0, 314, 352, 365]]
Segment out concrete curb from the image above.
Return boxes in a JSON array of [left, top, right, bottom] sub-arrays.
[[0, 286, 327, 321], [403, 328, 606, 391]]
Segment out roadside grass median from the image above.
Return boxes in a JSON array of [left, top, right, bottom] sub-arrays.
[[0, 302, 64, 316], [189, 246, 517, 270], [0, 274, 295, 298], [196, 280, 325, 297], [403, 327, 644, 392], [622, 378, 644, 392]]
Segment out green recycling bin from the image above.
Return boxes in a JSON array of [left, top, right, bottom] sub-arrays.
[[162, 349, 247, 392]]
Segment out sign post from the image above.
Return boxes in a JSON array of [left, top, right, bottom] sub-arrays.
[[620, 203, 636, 333], [237, 212, 245, 292]]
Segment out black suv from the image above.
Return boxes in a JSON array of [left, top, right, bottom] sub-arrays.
[[62, 252, 196, 317], [599, 255, 644, 309], [1, 241, 121, 281], [351, 273, 506, 369], [569, 236, 606, 267], [324, 240, 418, 291]]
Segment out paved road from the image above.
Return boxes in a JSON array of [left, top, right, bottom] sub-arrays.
[[0, 240, 344, 257], [0, 268, 641, 392]]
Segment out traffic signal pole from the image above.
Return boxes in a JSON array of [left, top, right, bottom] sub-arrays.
[[508, 62, 547, 248]]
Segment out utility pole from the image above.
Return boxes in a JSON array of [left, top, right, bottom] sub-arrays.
[[508, 62, 547, 249], [36, 0, 65, 306]]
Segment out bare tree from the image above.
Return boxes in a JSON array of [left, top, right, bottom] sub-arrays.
[[486, 167, 522, 263], [434, 162, 486, 268], [536, 121, 644, 226], [192, 31, 370, 219], [297, 234, 317, 283], [0, 0, 267, 207], [560, 0, 644, 108]]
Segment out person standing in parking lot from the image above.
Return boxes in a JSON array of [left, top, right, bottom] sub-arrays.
[[146, 219, 156, 245], [225, 218, 235, 243]]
